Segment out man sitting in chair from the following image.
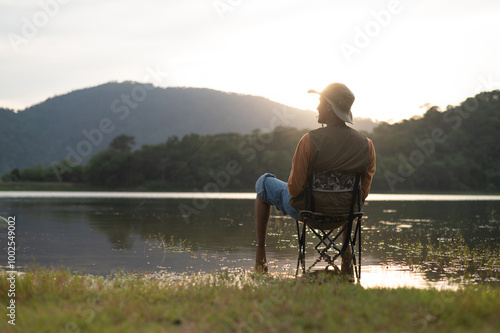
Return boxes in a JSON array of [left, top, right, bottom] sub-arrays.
[[254, 82, 376, 273]]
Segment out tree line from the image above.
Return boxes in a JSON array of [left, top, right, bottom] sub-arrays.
[[3, 90, 500, 193], [369, 90, 500, 192], [2, 128, 305, 191]]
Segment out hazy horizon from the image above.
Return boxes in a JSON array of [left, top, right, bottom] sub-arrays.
[[1, 79, 493, 125], [2, 0, 500, 123]]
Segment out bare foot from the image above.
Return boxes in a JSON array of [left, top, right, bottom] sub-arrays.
[[255, 246, 268, 273]]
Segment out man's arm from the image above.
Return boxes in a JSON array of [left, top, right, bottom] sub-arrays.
[[287, 133, 312, 197], [361, 138, 376, 199]]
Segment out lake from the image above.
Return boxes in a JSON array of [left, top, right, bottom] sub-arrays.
[[1, 192, 499, 289]]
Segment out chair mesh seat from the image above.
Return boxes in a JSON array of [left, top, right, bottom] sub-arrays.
[[299, 211, 348, 230]]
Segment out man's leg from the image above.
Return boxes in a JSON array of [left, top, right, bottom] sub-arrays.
[[254, 173, 298, 272], [255, 195, 270, 272], [255, 195, 271, 247]]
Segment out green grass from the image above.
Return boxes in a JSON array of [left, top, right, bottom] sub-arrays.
[[1, 268, 499, 333]]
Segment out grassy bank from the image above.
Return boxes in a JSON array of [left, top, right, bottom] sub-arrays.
[[1, 268, 499, 332]]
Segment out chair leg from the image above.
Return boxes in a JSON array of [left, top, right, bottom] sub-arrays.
[[300, 222, 306, 274], [358, 217, 362, 280], [351, 216, 362, 281], [296, 221, 306, 276]]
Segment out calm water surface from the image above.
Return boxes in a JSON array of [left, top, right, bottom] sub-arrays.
[[1, 192, 499, 289]]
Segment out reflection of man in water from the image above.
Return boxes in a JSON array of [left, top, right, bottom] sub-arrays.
[[254, 83, 376, 272]]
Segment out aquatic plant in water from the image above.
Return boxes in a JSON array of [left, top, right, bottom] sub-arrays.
[[144, 233, 196, 263], [404, 235, 499, 285]]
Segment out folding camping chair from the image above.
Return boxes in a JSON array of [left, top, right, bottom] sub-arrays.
[[295, 171, 363, 281]]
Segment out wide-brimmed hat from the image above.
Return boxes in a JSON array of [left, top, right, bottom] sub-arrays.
[[308, 83, 355, 124]]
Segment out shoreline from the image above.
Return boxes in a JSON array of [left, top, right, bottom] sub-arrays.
[[1, 181, 500, 195], [1, 189, 500, 202]]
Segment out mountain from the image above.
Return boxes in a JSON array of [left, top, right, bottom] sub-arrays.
[[0, 82, 378, 176]]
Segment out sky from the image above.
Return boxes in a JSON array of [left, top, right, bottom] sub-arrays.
[[1, 0, 500, 123]]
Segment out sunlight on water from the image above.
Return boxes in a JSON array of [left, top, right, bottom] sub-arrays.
[[0, 191, 255, 199], [361, 265, 459, 290], [368, 194, 500, 201], [1, 191, 500, 201]]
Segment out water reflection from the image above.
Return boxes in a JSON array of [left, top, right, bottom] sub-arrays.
[[0, 193, 498, 289]]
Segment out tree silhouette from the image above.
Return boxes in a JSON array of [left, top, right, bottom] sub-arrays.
[[110, 135, 135, 152]]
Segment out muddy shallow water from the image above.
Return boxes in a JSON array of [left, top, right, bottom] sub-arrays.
[[1, 192, 499, 289]]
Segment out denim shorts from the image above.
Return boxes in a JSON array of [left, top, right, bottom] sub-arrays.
[[255, 173, 299, 220]]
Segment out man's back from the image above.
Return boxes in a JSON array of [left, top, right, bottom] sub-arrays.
[[309, 124, 369, 173]]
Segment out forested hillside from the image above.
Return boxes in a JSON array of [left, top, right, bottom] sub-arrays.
[[0, 82, 377, 176], [3, 90, 499, 193], [370, 90, 500, 192]]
